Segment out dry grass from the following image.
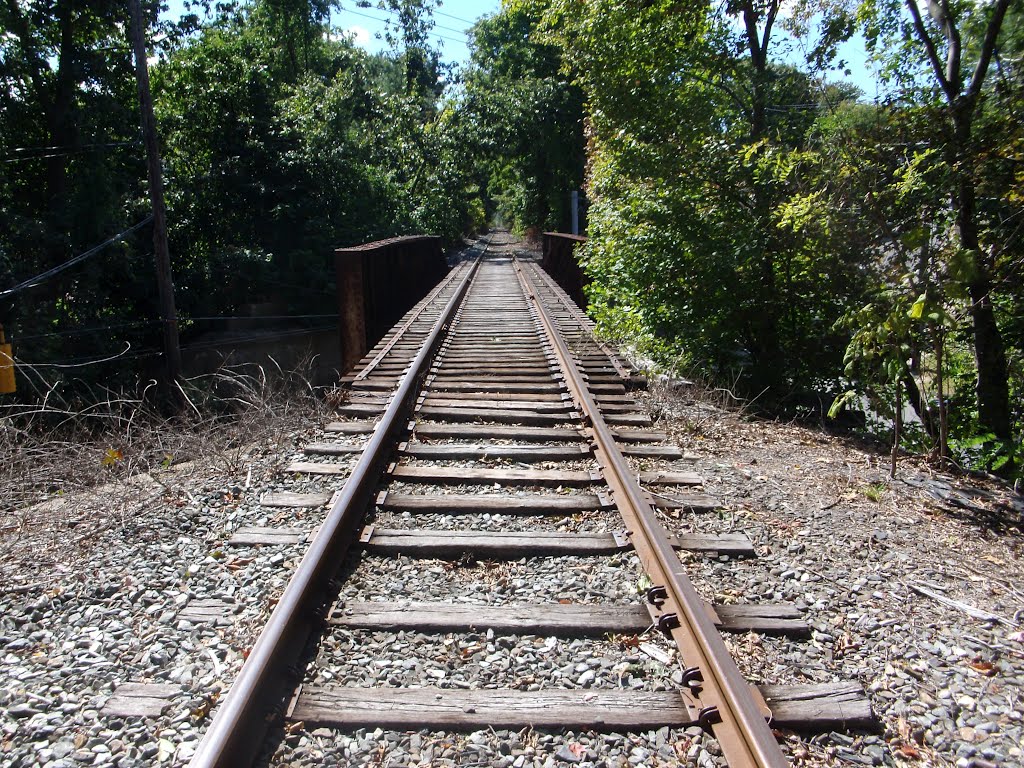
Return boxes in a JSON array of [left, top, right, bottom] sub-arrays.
[[0, 357, 329, 515]]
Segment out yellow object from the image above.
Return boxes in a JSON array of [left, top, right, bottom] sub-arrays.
[[0, 324, 15, 394]]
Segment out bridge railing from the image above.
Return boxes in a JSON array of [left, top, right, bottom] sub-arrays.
[[335, 236, 449, 370], [541, 232, 588, 309]]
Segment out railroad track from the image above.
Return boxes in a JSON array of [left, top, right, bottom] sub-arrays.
[[185, 234, 872, 767]]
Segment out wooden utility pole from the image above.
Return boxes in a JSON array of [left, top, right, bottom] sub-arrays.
[[128, 0, 183, 409]]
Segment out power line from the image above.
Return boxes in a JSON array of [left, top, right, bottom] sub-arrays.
[[9, 317, 335, 344], [434, 8, 477, 25], [11, 326, 337, 368], [13, 320, 158, 342], [185, 314, 339, 321], [13, 343, 139, 369], [0, 215, 154, 299], [339, 7, 469, 45], [3, 141, 137, 155], [345, 2, 473, 36], [1, 142, 141, 164], [179, 325, 338, 352]]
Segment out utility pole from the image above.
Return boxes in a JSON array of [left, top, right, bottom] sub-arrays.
[[129, 0, 183, 409]]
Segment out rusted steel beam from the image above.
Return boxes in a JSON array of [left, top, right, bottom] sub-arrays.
[[336, 248, 368, 371], [335, 235, 449, 370], [528, 262, 632, 381]]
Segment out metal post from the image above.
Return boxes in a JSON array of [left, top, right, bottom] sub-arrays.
[[335, 250, 367, 371]]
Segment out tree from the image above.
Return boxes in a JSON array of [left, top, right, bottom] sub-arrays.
[[0, 0, 157, 370], [539, 0, 864, 398], [870, 0, 1013, 443], [463, 0, 585, 232], [793, 0, 1020, 459]]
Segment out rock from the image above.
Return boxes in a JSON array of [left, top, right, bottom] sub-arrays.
[[554, 745, 583, 764], [576, 670, 595, 687]]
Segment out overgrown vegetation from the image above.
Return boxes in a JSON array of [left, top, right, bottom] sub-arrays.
[[0, 359, 327, 513], [494, 0, 1021, 479], [1, 0, 484, 380], [2, 0, 1021, 481]]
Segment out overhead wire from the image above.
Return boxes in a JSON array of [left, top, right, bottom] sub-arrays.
[[179, 325, 337, 352], [338, 7, 469, 46], [1, 141, 139, 163], [433, 8, 477, 25], [11, 325, 338, 368], [343, 2, 473, 36], [185, 314, 339, 321], [0, 215, 154, 299], [13, 320, 159, 342]]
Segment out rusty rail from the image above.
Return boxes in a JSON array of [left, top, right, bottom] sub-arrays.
[[529, 257, 632, 381], [351, 265, 466, 383], [188, 256, 481, 768], [514, 258, 788, 768]]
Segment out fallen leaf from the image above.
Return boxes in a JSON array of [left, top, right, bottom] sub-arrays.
[[190, 700, 212, 721], [968, 660, 996, 676], [674, 738, 693, 758], [898, 743, 921, 759], [101, 448, 123, 467]]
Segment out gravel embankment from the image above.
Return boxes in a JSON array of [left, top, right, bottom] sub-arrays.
[[0, 422, 338, 767], [3, 385, 1021, 768], [641, 387, 1024, 767]]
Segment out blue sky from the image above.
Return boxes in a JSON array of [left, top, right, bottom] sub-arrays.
[[332, 1, 501, 68], [161, 1, 501, 68]]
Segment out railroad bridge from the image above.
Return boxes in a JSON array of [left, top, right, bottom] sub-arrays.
[[103, 233, 874, 768]]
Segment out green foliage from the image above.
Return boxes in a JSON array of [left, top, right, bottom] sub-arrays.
[[1, 0, 483, 391], [462, 0, 585, 232], [515, 0, 1022, 476], [1, 0, 159, 368], [542, 0, 864, 394], [151, 1, 484, 321]]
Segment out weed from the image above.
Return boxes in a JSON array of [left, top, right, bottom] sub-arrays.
[[861, 482, 887, 503], [0, 356, 328, 516]]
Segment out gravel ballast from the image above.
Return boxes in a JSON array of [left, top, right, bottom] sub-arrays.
[[4, 361, 1023, 764]]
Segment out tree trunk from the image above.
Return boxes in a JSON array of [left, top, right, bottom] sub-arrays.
[[891, 379, 902, 479], [901, 367, 938, 440], [934, 328, 949, 465], [44, 1, 77, 250], [741, 5, 783, 398], [952, 108, 1012, 441]]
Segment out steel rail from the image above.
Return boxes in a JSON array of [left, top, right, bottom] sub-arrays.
[[526, 262, 632, 381], [189, 257, 481, 768], [514, 258, 788, 768], [352, 259, 463, 382]]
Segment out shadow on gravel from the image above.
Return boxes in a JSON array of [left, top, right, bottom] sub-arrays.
[[897, 475, 1024, 538]]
